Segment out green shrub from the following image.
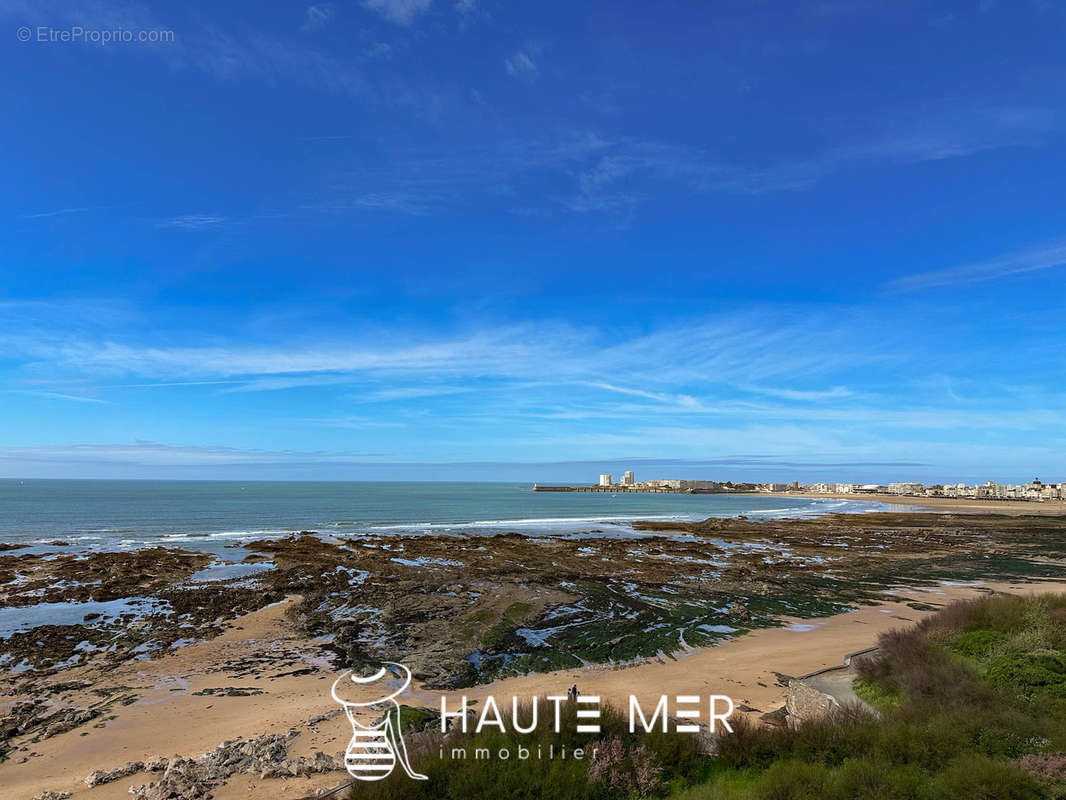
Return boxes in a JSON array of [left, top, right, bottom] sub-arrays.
[[828, 757, 924, 800], [752, 760, 830, 800], [969, 712, 1050, 759], [986, 652, 1066, 697], [952, 629, 1007, 658], [667, 769, 758, 800], [859, 628, 991, 712], [873, 712, 970, 771], [713, 714, 791, 770], [713, 711, 874, 771], [932, 753, 1042, 800], [928, 594, 1030, 637]]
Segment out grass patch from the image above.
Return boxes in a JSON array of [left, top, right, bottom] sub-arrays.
[[852, 677, 903, 711]]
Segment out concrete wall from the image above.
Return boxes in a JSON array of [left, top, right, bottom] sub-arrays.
[[784, 646, 880, 728]]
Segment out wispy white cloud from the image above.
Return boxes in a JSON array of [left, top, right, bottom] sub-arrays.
[[365, 41, 393, 59], [184, 28, 373, 98], [25, 331, 559, 381], [731, 105, 1061, 193], [560, 103, 1063, 210], [740, 385, 855, 402], [219, 374, 359, 393], [2, 5, 1058, 225], [305, 192, 435, 216], [0, 440, 928, 471], [294, 132, 611, 218], [0, 1, 380, 104], [301, 3, 334, 32], [8, 390, 111, 404], [362, 0, 432, 26], [19, 206, 97, 220], [2, 298, 1062, 466], [579, 381, 702, 409], [887, 240, 1066, 292], [158, 214, 229, 229], [1, 302, 1062, 477], [467, 392, 1063, 431], [356, 385, 475, 402], [298, 415, 407, 428], [2, 313, 884, 388], [0, 441, 375, 465], [505, 49, 538, 82], [116, 379, 246, 388]]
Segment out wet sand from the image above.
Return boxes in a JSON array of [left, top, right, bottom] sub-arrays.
[[4, 579, 1064, 800]]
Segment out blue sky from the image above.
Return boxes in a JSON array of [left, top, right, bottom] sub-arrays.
[[1, 0, 1064, 483]]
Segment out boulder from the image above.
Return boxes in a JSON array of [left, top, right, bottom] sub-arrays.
[[84, 760, 143, 787]]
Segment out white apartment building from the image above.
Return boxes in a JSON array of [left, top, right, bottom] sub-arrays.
[[621, 470, 635, 486], [599, 474, 613, 487], [679, 480, 718, 490], [887, 482, 924, 495]]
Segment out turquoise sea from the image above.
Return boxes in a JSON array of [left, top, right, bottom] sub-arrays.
[[0, 480, 902, 557]]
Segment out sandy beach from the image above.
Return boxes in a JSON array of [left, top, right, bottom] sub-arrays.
[[758, 491, 1066, 515], [4, 577, 1066, 800]]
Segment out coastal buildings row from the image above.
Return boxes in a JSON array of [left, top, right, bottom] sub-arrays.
[[790, 478, 1066, 502], [598, 470, 636, 487], [536, 470, 754, 493], [536, 472, 1066, 502]]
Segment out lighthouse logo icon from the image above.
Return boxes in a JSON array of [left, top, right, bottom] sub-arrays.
[[331, 662, 428, 782]]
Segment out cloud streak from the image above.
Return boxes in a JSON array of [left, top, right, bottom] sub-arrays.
[[0, 298, 1061, 479], [0, 441, 377, 465], [361, 0, 432, 26], [888, 241, 1066, 292], [2, 312, 886, 388], [301, 3, 333, 32], [505, 50, 538, 82], [158, 214, 229, 230], [8, 390, 111, 404]]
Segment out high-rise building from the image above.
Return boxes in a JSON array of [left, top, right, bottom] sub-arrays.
[[599, 474, 613, 487], [621, 470, 635, 486]]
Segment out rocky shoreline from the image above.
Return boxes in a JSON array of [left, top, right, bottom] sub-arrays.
[[3, 511, 1066, 793], [5, 512, 1066, 688]]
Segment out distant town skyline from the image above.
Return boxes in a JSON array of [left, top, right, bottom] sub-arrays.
[[574, 470, 1066, 502], [2, 2, 1065, 480]]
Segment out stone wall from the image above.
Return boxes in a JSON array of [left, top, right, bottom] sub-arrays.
[[784, 646, 880, 728]]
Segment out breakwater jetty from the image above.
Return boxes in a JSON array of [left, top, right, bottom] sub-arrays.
[[532, 484, 722, 494]]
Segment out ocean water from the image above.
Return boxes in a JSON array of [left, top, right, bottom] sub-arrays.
[[0, 480, 903, 557]]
